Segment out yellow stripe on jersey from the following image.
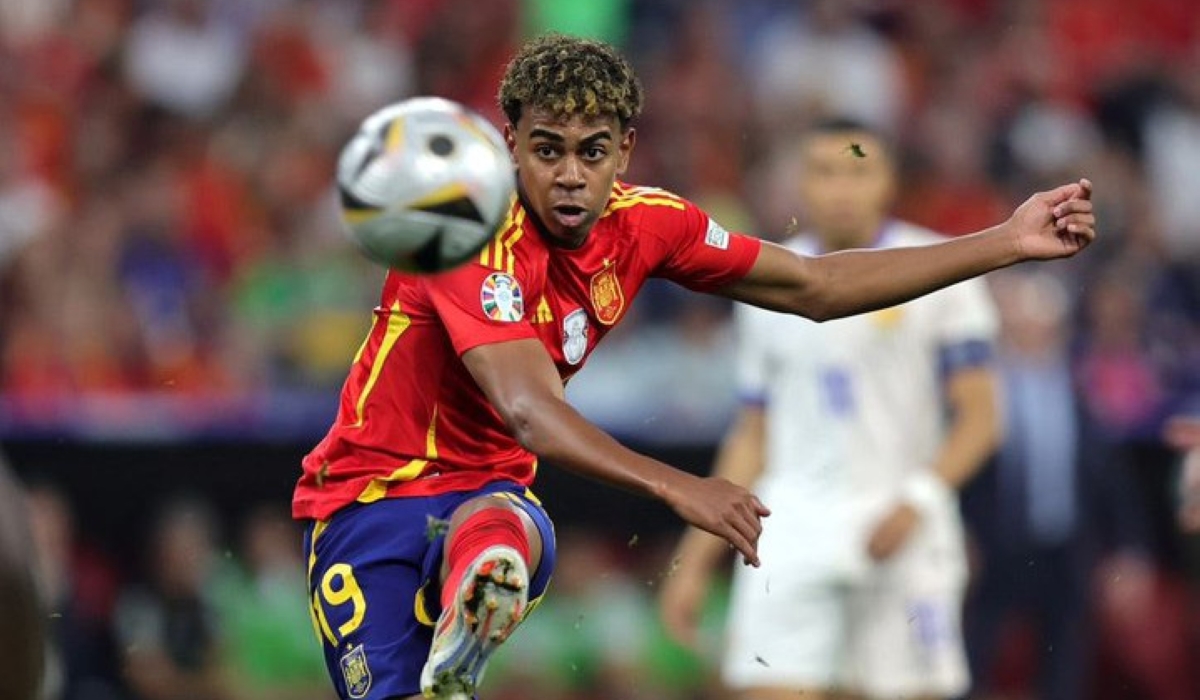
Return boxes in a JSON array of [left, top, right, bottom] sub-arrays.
[[480, 205, 516, 268], [351, 312, 382, 365], [604, 183, 685, 217], [533, 295, 553, 324], [603, 195, 685, 216], [425, 404, 439, 460], [501, 214, 524, 274], [480, 205, 526, 272], [614, 183, 682, 200], [353, 301, 410, 427], [355, 459, 430, 503]]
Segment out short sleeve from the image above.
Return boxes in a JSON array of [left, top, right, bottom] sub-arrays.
[[733, 302, 771, 406], [648, 199, 761, 292], [933, 276, 999, 376], [425, 262, 538, 356]]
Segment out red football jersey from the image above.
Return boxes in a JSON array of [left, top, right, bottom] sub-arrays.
[[292, 182, 762, 520]]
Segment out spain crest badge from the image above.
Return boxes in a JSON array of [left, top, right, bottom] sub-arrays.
[[340, 644, 372, 698], [590, 261, 624, 325]]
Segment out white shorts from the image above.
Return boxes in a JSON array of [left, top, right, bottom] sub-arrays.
[[722, 524, 970, 698]]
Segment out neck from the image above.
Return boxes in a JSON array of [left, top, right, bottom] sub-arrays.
[[819, 220, 888, 252]]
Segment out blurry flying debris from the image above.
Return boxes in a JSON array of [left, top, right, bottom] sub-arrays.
[[627, 533, 639, 548], [664, 556, 682, 578], [755, 655, 770, 667], [574, 614, 584, 630], [845, 142, 866, 158], [425, 514, 450, 542], [765, 577, 771, 594], [785, 216, 800, 236]]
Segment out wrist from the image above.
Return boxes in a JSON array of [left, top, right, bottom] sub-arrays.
[[984, 222, 1025, 267], [901, 471, 949, 514]]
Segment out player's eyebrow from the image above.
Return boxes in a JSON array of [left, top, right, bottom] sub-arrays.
[[579, 130, 613, 146], [528, 128, 565, 142], [528, 128, 613, 145]]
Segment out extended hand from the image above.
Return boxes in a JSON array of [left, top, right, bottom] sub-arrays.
[[866, 501, 920, 561], [666, 475, 770, 567], [1010, 178, 1096, 261]]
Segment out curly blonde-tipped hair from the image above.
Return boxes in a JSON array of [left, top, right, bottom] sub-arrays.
[[498, 34, 643, 129]]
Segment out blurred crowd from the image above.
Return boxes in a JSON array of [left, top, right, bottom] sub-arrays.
[[1, 0, 1199, 437], [4, 0, 1200, 698]]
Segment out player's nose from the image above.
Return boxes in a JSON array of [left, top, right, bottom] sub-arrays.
[[555, 156, 585, 189]]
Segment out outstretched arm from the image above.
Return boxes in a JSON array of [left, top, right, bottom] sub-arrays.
[[462, 338, 771, 565], [722, 179, 1095, 320]]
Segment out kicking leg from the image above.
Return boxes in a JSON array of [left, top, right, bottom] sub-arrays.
[[420, 493, 545, 699]]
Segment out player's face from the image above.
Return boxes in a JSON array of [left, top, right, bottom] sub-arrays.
[[798, 132, 895, 249], [506, 107, 635, 248]]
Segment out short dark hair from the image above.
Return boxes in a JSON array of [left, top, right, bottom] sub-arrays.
[[498, 33, 643, 130], [806, 116, 894, 159]]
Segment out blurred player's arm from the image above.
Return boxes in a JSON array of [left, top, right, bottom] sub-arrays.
[[721, 180, 1094, 321], [931, 367, 1002, 489], [659, 406, 766, 648], [868, 366, 1001, 560], [463, 338, 770, 565]]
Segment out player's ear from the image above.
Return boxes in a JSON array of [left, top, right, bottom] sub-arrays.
[[616, 126, 636, 175], [503, 123, 518, 166]]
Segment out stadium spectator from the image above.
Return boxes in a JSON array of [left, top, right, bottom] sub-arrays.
[[212, 504, 331, 700], [962, 269, 1155, 700], [26, 481, 124, 700], [113, 497, 234, 700]]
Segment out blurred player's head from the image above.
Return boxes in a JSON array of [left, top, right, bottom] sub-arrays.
[[797, 117, 896, 250], [498, 34, 642, 248]]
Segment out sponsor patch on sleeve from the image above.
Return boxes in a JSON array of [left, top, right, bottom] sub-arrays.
[[705, 218, 730, 250], [480, 272, 525, 322]]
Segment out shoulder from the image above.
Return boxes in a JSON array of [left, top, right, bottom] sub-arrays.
[[605, 182, 689, 217], [476, 198, 543, 277]]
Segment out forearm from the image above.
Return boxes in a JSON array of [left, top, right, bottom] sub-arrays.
[[926, 369, 1001, 491], [728, 226, 1021, 321], [928, 405, 1001, 491], [507, 390, 693, 501], [805, 227, 1019, 321]]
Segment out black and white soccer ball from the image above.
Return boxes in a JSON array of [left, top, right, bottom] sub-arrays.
[[336, 97, 515, 273]]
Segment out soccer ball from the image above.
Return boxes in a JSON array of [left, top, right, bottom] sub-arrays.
[[336, 97, 515, 273]]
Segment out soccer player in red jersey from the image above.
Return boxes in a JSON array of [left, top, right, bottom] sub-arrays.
[[294, 34, 1096, 700]]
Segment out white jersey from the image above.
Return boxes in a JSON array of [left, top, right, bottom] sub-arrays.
[[735, 221, 998, 581]]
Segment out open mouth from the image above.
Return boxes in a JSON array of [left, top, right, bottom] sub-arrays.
[[551, 204, 588, 228]]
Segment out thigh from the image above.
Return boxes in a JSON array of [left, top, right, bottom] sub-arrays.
[[846, 568, 969, 700], [723, 564, 847, 693], [305, 498, 440, 700]]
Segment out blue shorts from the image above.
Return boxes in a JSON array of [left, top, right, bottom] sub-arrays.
[[302, 481, 556, 699]]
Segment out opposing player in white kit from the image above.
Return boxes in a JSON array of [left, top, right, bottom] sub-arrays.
[[660, 118, 1002, 700]]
